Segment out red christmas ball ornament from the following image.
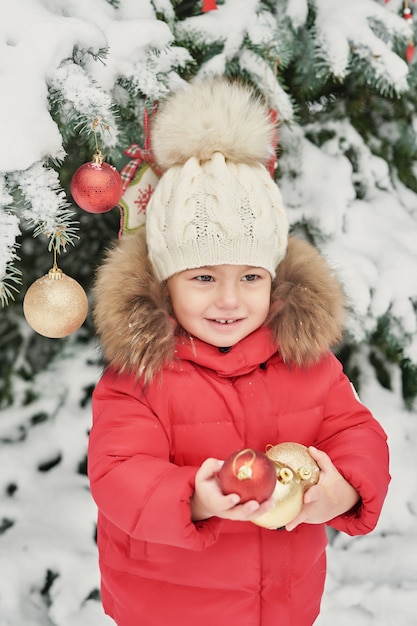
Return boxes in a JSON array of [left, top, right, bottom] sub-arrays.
[[71, 151, 123, 214], [406, 42, 415, 63], [218, 448, 277, 503], [202, 0, 217, 11]]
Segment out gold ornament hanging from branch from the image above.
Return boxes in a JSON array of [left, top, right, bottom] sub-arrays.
[[23, 246, 88, 338]]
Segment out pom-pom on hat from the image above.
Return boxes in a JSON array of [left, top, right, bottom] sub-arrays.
[[146, 76, 289, 280]]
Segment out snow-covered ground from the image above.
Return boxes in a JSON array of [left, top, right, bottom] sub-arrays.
[[317, 357, 417, 626]]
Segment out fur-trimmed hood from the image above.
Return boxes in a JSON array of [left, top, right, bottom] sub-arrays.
[[93, 228, 346, 381]]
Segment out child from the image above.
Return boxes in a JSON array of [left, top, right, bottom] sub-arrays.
[[88, 77, 390, 626]]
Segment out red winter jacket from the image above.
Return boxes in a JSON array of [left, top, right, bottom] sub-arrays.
[[89, 231, 390, 626]]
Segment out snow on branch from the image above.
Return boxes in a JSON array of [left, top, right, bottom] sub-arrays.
[[239, 50, 295, 122], [0, 0, 183, 306], [0, 177, 21, 306], [176, 0, 260, 63], [278, 118, 417, 357], [314, 0, 411, 93], [116, 45, 193, 102], [285, 0, 309, 30], [48, 61, 119, 150], [177, 0, 297, 121], [10, 163, 79, 253]]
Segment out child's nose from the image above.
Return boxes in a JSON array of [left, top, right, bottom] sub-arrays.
[[216, 284, 240, 308]]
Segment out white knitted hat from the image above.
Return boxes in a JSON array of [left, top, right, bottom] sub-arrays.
[[146, 77, 289, 280]]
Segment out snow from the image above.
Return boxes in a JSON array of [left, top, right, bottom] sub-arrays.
[[0, 0, 172, 171], [0, 0, 105, 171], [0, 0, 417, 624], [285, 0, 309, 30], [314, 0, 411, 87], [278, 119, 417, 356]]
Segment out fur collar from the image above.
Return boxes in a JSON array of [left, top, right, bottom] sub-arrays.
[[93, 228, 346, 382]]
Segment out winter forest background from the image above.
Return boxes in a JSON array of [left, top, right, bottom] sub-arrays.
[[1, 0, 417, 624]]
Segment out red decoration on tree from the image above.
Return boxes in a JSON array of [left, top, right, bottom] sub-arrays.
[[118, 105, 161, 237], [403, 1, 415, 63], [71, 154, 123, 214], [385, 1, 415, 62], [118, 163, 160, 237], [406, 42, 415, 62], [404, 6, 413, 22], [120, 104, 161, 193], [71, 118, 123, 214], [202, 0, 217, 12], [266, 108, 279, 178]]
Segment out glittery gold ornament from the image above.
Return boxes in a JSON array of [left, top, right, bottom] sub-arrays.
[[266, 442, 320, 489], [252, 442, 320, 529], [23, 265, 88, 338]]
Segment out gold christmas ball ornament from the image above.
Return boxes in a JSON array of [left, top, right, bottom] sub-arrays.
[[252, 442, 320, 529], [265, 442, 320, 489], [23, 266, 88, 338]]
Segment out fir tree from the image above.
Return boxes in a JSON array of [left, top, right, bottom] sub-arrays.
[[0, 2, 416, 620], [1, 0, 416, 408]]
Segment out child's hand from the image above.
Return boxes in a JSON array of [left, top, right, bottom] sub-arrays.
[[285, 446, 360, 531], [191, 458, 275, 523]]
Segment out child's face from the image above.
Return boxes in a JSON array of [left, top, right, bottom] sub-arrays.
[[167, 264, 272, 347]]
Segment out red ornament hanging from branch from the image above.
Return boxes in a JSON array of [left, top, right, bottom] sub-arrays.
[[71, 119, 123, 214], [202, 0, 217, 12], [384, 0, 415, 62], [403, 0, 415, 63]]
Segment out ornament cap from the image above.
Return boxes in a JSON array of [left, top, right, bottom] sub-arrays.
[[298, 466, 313, 480], [232, 448, 256, 480], [278, 467, 294, 484], [92, 150, 104, 165], [48, 265, 63, 280]]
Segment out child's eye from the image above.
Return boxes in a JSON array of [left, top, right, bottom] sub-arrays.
[[242, 274, 258, 282], [195, 275, 214, 282]]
